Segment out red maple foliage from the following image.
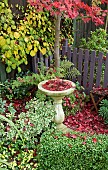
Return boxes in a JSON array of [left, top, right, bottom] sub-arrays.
[[28, 0, 108, 25]]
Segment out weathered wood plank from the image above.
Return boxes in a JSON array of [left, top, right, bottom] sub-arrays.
[[67, 46, 72, 62], [88, 51, 96, 92], [0, 61, 6, 82], [77, 49, 83, 84], [40, 53, 44, 69], [45, 57, 49, 68], [72, 48, 77, 68], [95, 52, 103, 87], [103, 53, 108, 88], [62, 39, 68, 57], [82, 50, 89, 90], [32, 54, 38, 73]]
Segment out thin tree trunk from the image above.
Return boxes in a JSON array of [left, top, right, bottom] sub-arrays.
[[54, 14, 61, 68], [105, 4, 108, 32]]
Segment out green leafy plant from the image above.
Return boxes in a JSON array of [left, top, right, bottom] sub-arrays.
[[63, 82, 86, 115], [0, 98, 56, 142], [0, 97, 56, 169], [99, 99, 108, 124], [80, 28, 108, 55], [37, 130, 108, 170], [0, 60, 80, 99]]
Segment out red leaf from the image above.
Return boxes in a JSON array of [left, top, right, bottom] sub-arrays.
[[70, 134, 77, 139], [92, 138, 97, 143]]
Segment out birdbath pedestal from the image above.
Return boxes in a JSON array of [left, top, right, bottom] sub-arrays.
[[38, 80, 75, 132]]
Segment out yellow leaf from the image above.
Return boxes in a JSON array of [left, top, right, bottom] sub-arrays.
[[34, 47, 38, 53], [18, 67, 21, 73], [0, 36, 4, 41], [38, 20, 41, 27], [30, 50, 36, 57], [7, 60, 12, 65], [7, 27, 11, 34], [34, 40, 39, 46], [14, 32, 20, 39], [43, 42, 48, 47], [40, 48, 46, 55], [38, 13, 41, 19], [16, 55, 20, 60], [0, 38, 6, 46], [27, 44, 32, 50], [25, 60, 28, 65], [24, 37, 29, 42], [6, 66, 11, 73], [19, 26, 25, 30], [5, 51, 11, 59], [6, 38, 10, 44], [14, 50, 18, 55], [12, 64, 16, 69]]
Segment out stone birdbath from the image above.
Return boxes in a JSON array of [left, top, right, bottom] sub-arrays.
[[38, 79, 75, 132]]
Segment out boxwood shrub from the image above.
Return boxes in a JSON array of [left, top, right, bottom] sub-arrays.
[[37, 130, 108, 170]]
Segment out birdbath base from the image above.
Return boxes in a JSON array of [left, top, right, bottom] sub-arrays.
[[56, 123, 72, 133]]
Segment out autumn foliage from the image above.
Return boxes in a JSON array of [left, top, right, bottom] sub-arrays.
[[28, 0, 108, 25]]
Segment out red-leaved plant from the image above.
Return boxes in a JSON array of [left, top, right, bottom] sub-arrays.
[[28, 0, 108, 67]]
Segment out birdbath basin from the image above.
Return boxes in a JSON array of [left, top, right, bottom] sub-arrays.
[[38, 79, 76, 131]]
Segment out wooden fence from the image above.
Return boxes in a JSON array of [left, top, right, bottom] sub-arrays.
[[32, 42, 108, 94]]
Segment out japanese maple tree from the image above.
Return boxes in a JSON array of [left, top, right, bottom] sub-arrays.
[[28, 0, 108, 67]]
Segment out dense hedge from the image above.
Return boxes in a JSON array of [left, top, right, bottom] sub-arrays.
[[37, 130, 108, 170]]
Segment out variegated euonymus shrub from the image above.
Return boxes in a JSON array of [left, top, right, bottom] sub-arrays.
[[0, 97, 56, 169], [0, 98, 56, 142]]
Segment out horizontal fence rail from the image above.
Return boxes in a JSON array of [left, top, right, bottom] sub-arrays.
[[32, 41, 108, 94]]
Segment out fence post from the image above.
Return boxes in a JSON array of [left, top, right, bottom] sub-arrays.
[[103, 53, 108, 88], [0, 61, 6, 82]]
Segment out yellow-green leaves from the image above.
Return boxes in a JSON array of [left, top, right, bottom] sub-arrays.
[[14, 32, 20, 39], [30, 50, 36, 57], [6, 66, 11, 73], [0, 2, 54, 73], [0, 36, 6, 46], [40, 48, 46, 55]]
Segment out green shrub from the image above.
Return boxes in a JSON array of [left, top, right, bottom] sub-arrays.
[[63, 82, 86, 115], [80, 28, 108, 55], [99, 99, 108, 124], [37, 130, 108, 170]]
